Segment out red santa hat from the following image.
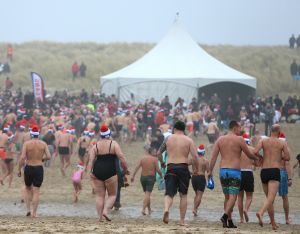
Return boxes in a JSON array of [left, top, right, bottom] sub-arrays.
[[88, 130, 95, 137], [30, 126, 40, 137], [83, 128, 89, 135], [279, 132, 286, 141], [57, 124, 64, 130], [100, 124, 111, 138], [3, 124, 10, 131], [242, 133, 251, 145], [197, 144, 205, 156], [7, 131, 14, 140], [48, 126, 54, 133]]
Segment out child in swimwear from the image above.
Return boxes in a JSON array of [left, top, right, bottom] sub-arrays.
[[131, 145, 162, 215], [72, 162, 85, 202]]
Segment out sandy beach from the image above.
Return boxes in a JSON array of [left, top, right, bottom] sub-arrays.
[[0, 123, 299, 233]]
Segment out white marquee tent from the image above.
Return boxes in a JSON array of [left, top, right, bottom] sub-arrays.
[[101, 18, 256, 103]]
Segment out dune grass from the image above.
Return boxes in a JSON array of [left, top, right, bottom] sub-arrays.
[[0, 42, 299, 97]]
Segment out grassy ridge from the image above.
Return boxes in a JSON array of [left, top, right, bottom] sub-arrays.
[[0, 42, 299, 97]]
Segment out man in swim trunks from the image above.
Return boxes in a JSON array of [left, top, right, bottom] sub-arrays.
[[209, 120, 259, 228], [278, 133, 292, 225], [189, 144, 210, 217], [18, 126, 51, 218], [238, 133, 257, 223], [131, 144, 162, 215], [254, 124, 290, 230], [157, 120, 198, 226], [56, 129, 72, 176]]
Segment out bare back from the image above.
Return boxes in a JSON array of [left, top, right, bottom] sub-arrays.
[[240, 146, 255, 170], [140, 155, 159, 176], [166, 134, 193, 164], [22, 139, 49, 166], [192, 157, 209, 176], [258, 138, 289, 169], [215, 134, 247, 169], [57, 132, 72, 147]]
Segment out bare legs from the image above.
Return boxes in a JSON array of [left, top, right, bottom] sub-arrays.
[[59, 154, 71, 176], [193, 191, 203, 216], [256, 181, 279, 230], [163, 194, 187, 226], [93, 175, 117, 222], [142, 192, 152, 215], [238, 191, 252, 223], [282, 195, 290, 224], [25, 186, 40, 217]]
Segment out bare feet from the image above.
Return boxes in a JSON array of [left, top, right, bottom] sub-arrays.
[[239, 219, 244, 224], [271, 223, 279, 230], [192, 210, 198, 217], [244, 211, 249, 222], [74, 195, 78, 203], [102, 214, 111, 222], [26, 212, 31, 217], [163, 211, 169, 224], [0, 179, 4, 185], [256, 213, 263, 227], [179, 221, 187, 227], [141, 210, 146, 216], [286, 219, 291, 225]]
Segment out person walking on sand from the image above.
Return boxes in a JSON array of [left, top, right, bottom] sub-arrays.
[[190, 144, 210, 217], [131, 143, 162, 215], [87, 124, 128, 222], [17, 126, 51, 218], [254, 124, 290, 230], [237, 133, 257, 223], [209, 120, 259, 228], [278, 133, 292, 225], [72, 162, 85, 203], [56, 128, 72, 176], [157, 120, 199, 226]]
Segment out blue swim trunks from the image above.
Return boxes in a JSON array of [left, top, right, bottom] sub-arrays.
[[278, 169, 288, 197], [219, 168, 241, 195]]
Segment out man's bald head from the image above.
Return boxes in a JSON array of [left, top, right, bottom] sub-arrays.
[[271, 124, 281, 133]]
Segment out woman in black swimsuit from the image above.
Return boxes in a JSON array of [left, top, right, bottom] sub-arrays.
[[88, 124, 128, 222]]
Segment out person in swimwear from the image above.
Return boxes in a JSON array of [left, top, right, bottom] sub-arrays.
[[17, 126, 51, 218], [209, 120, 259, 228], [77, 129, 91, 166], [56, 128, 72, 176], [189, 144, 210, 217], [157, 120, 198, 226], [254, 124, 290, 230], [72, 162, 85, 203], [87, 124, 128, 222], [0, 131, 17, 187], [131, 143, 162, 215], [237, 133, 257, 223]]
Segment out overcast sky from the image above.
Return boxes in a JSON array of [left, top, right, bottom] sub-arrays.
[[1, 0, 299, 45]]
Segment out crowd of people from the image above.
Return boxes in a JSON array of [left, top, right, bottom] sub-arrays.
[[0, 88, 299, 229]]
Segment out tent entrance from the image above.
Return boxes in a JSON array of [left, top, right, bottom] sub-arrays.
[[198, 82, 256, 103]]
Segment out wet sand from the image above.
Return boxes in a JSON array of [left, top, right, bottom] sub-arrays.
[[0, 123, 300, 233]]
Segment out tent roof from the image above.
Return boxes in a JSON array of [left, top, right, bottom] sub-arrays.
[[102, 17, 256, 88]]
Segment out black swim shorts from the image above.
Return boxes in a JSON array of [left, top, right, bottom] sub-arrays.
[[240, 170, 254, 192], [24, 165, 44, 187], [192, 175, 206, 192], [260, 168, 280, 184], [165, 163, 191, 197]]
